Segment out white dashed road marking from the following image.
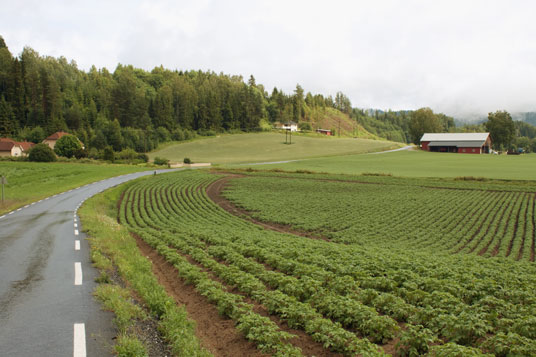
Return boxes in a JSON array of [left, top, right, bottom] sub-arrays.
[[74, 263, 82, 285], [73, 323, 86, 357], [75, 240, 80, 251]]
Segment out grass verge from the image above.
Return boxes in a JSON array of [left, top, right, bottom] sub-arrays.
[[0, 161, 150, 215], [79, 180, 211, 357]]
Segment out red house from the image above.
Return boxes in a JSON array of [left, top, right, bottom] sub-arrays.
[[420, 133, 492, 154], [316, 129, 332, 136]]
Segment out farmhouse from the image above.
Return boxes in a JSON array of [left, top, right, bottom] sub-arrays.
[[420, 133, 492, 154], [316, 129, 332, 136], [0, 141, 23, 157], [43, 131, 70, 149], [0, 138, 35, 157], [277, 122, 298, 132]]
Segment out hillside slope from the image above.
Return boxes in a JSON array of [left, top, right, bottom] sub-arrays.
[[149, 132, 400, 164]]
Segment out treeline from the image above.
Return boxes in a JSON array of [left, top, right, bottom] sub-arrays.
[[0, 36, 349, 154], [352, 108, 455, 144]]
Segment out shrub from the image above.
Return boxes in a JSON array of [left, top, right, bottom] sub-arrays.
[[171, 128, 185, 141], [88, 147, 100, 159], [299, 122, 312, 131], [74, 148, 88, 159], [137, 153, 149, 163], [54, 135, 82, 158], [183, 158, 191, 164], [28, 143, 57, 162], [154, 157, 169, 166], [103, 146, 115, 162]]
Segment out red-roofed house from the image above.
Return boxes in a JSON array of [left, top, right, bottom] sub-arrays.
[[43, 131, 71, 149], [18, 141, 35, 154], [0, 141, 23, 157], [0, 138, 36, 157]]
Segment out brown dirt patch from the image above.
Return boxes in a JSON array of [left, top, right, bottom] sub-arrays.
[[134, 235, 267, 357], [206, 176, 330, 241]]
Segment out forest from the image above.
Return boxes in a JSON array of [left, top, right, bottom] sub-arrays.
[[0, 35, 351, 155], [2, 34, 536, 155]]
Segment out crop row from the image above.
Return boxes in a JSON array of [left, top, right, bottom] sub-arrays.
[[223, 175, 536, 261], [120, 171, 536, 355]]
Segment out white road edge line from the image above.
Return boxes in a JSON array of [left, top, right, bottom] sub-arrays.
[[73, 323, 86, 357], [74, 262, 82, 285], [74, 223, 78, 228], [75, 240, 80, 251], [0, 215, 4, 219], [75, 229, 79, 236]]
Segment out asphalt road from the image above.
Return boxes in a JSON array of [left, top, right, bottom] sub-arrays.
[[0, 169, 175, 356]]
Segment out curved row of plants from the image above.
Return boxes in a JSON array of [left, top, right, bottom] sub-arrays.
[[118, 170, 536, 356], [223, 173, 536, 261]]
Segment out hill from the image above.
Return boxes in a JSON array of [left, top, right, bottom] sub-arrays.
[[148, 132, 401, 165]]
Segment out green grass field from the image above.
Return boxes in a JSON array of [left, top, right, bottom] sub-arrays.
[[0, 161, 149, 215], [149, 132, 401, 164], [246, 149, 536, 180]]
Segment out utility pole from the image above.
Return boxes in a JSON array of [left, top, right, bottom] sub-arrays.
[[338, 118, 341, 138], [1, 175, 6, 204]]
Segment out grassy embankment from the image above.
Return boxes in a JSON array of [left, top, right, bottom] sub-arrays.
[[245, 149, 536, 181], [79, 180, 210, 356], [149, 132, 402, 165], [0, 161, 150, 215]]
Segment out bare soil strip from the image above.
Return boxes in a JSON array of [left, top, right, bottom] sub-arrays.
[[134, 235, 266, 357], [206, 176, 330, 241]]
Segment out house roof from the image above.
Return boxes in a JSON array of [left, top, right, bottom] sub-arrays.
[[0, 137, 16, 143], [45, 131, 70, 140], [0, 141, 15, 151], [18, 142, 35, 151], [421, 133, 490, 142]]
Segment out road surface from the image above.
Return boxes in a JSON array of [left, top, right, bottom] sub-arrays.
[[0, 169, 175, 356]]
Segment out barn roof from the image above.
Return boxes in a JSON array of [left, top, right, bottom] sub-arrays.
[[421, 133, 490, 142], [428, 141, 488, 147]]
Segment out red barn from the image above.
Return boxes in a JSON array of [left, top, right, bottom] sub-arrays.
[[420, 133, 492, 154]]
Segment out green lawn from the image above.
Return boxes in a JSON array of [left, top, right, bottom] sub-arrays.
[[246, 149, 536, 180], [0, 161, 150, 214], [149, 132, 401, 164]]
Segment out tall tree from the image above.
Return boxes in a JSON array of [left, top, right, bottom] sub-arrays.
[[485, 110, 515, 150], [409, 107, 442, 144]]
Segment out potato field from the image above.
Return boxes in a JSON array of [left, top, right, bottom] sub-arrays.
[[119, 170, 536, 356]]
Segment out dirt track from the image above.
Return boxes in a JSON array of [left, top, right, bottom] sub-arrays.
[[205, 175, 330, 241]]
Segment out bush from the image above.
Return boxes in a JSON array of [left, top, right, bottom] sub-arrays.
[[154, 157, 169, 166], [171, 128, 185, 141], [28, 143, 57, 162], [137, 153, 149, 163], [74, 148, 88, 159], [197, 129, 216, 136], [103, 146, 115, 162], [54, 135, 82, 158], [117, 148, 138, 162], [88, 147, 100, 159], [183, 158, 191, 164], [299, 122, 312, 131]]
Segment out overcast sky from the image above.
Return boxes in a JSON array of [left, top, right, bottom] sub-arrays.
[[2, 0, 536, 119]]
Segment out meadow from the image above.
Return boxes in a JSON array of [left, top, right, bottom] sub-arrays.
[[115, 169, 536, 356], [244, 149, 536, 180], [0, 161, 149, 215], [148, 132, 401, 164]]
